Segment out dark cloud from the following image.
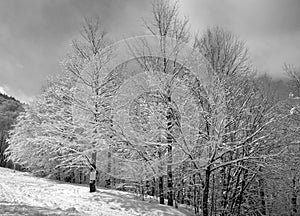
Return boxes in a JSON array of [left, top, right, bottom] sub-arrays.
[[0, 0, 150, 101], [0, 0, 299, 102], [181, 0, 300, 36], [181, 0, 300, 77]]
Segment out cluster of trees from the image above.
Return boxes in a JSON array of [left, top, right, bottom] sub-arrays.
[[0, 93, 23, 168], [4, 1, 299, 215]]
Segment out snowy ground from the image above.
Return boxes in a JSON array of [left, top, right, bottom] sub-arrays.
[[0, 167, 192, 216]]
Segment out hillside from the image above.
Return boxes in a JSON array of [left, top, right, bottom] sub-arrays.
[[0, 93, 24, 131], [0, 167, 192, 216], [0, 93, 24, 168]]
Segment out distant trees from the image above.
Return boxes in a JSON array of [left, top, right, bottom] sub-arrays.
[[246, 68, 300, 215], [0, 93, 24, 132], [0, 93, 23, 168], [265, 64, 300, 216], [285, 64, 300, 97]]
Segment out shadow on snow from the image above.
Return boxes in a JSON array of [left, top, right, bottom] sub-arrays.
[[0, 201, 80, 216], [92, 189, 192, 216]]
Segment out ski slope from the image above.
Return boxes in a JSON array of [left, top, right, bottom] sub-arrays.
[[0, 167, 191, 216]]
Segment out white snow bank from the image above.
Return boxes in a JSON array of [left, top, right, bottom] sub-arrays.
[[0, 167, 192, 216]]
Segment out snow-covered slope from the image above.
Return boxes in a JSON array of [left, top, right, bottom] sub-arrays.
[[0, 167, 191, 216]]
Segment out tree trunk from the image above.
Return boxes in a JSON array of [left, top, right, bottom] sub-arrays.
[[236, 170, 248, 214], [167, 145, 173, 206], [210, 174, 215, 216], [79, 170, 82, 184], [151, 178, 155, 196], [181, 166, 186, 204], [166, 97, 173, 206], [158, 149, 164, 204], [203, 167, 211, 216], [140, 181, 145, 201], [193, 174, 199, 214], [159, 175, 164, 204], [90, 151, 97, 192], [258, 176, 266, 215], [220, 166, 227, 215], [291, 176, 297, 216], [106, 150, 111, 188]]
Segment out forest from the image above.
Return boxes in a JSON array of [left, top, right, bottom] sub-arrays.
[[0, 93, 23, 168], [2, 1, 299, 215]]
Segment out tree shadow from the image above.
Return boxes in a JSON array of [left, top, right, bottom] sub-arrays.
[[93, 189, 192, 216], [0, 202, 80, 216]]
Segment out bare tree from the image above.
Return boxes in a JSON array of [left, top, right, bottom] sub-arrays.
[[64, 17, 112, 192], [141, 0, 190, 206], [284, 64, 300, 97]]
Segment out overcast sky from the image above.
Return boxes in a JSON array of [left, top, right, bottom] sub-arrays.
[[0, 0, 299, 102]]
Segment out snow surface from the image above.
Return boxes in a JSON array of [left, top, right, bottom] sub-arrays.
[[0, 167, 192, 216]]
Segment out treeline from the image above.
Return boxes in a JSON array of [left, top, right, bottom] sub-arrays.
[[4, 1, 300, 216], [0, 93, 24, 168]]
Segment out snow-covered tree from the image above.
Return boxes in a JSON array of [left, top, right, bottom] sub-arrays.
[[6, 18, 111, 192]]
